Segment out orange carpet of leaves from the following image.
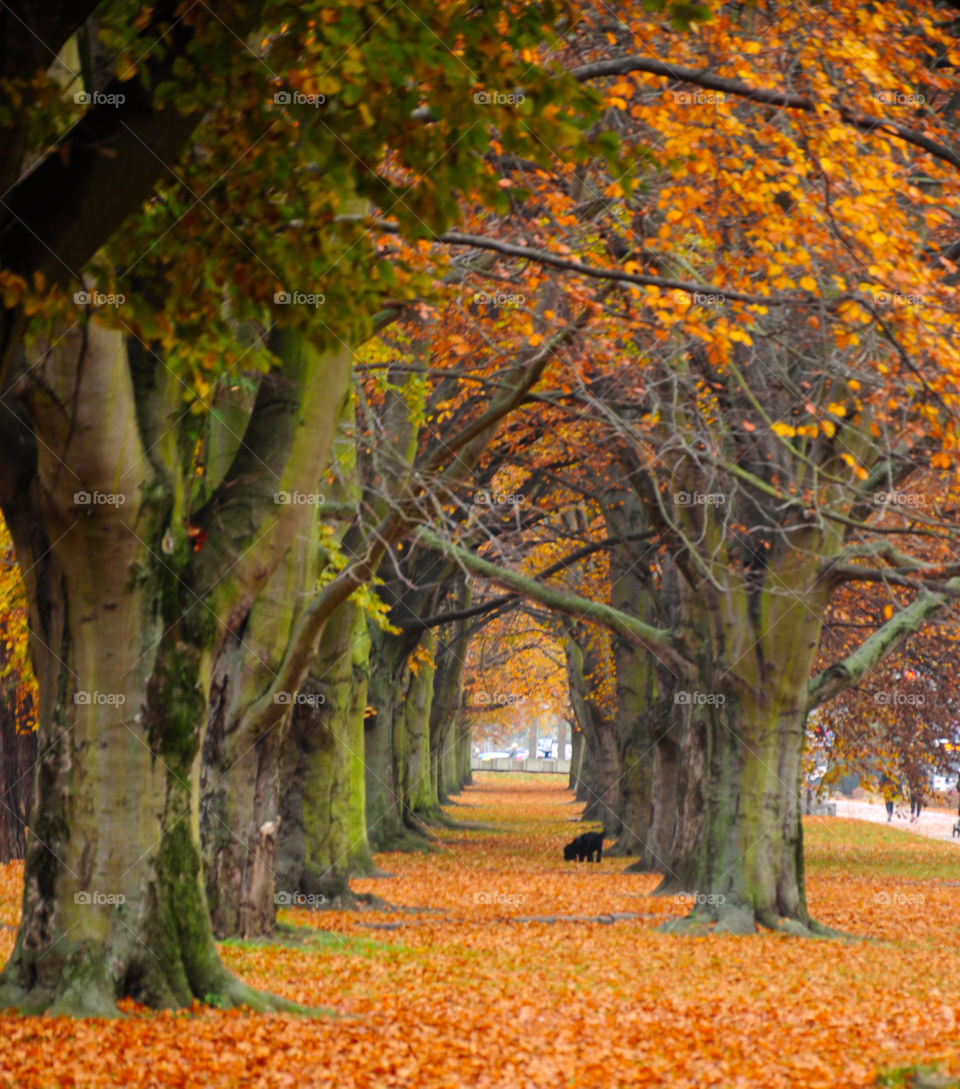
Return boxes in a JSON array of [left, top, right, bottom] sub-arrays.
[[1, 773, 959, 1087]]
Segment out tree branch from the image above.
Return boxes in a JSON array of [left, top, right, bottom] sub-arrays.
[[414, 525, 689, 676], [572, 56, 960, 171], [807, 577, 960, 709]]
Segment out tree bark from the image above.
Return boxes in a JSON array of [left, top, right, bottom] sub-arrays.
[[569, 727, 584, 791], [661, 556, 832, 935], [564, 631, 620, 831], [0, 701, 35, 862], [402, 630, 438, 822], [455, 718, 473, 789], [0, 320, 330, 1010], [364, 624, 420, 849], [430, 611, 469, 803], [0, 325, 274, 1012], [199, 338, 353, 938], [275, 600, 374, 905]]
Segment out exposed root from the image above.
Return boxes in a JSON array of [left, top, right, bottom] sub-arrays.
[[657, 901, 854, 939], [0, 961, 332, 1019]]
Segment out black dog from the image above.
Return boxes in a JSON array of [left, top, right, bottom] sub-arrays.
[[563, 831, 603, 863]]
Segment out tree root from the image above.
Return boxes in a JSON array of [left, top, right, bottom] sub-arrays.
[[658, 902, 855, 939], [0, 963, 334, 1019]]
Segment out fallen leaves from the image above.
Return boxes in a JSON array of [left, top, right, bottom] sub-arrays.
[[1, 776, 960, 1087]]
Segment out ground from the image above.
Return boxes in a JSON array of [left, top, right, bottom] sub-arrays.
[[0, 773, 959, 1087]]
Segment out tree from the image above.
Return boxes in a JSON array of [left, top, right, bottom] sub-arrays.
[[416, 0, 960, 934], [0, 0, 613, 1012]]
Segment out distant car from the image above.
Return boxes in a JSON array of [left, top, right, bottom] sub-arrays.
[[932, 774, 951, 793], [513, 748, 529, 760], [479, 751, 511, 761]]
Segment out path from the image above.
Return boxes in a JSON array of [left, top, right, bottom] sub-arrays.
[[831, 797, 960, 842]]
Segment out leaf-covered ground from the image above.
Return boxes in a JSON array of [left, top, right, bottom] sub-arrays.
[[1, 773, 959, 1087]]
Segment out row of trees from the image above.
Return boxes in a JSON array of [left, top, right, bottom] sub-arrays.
[[2, 0, 960, 1012]]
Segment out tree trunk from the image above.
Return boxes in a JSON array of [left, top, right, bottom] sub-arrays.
[[661, 564, 831, 936], [569, 727, 584, 791], [402, 630, 438, 822], [199, 339, 353, 939], [564, 632, 620, 832], [0, 702, 35, 862], [0, 320, 333, 1011], [430, 616, 468, 803], [646, 728, 681, 877], [0, 324, 262, 1014], [455, 718, 473, 789], [275, 600, 374, 905], [200, 527, 315, 939], [364, 624, 419, 849], [609, 536, 655, 856]]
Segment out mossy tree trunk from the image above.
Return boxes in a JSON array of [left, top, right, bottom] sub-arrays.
[[455, 717, 473, 789], [364, 623, 420, 849], [568, 727, 584, 792], [608, 538, 656, 858], [401, 629, 437, 822], [661, 550, 834, 935], [275, 599, 374, 904], [429, 592, 469, 803], [199, 343, 352, 938], [0, 320, 339, 1011], [0, 327, 258, 1012]]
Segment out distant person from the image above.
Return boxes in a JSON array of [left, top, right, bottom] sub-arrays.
[[879, 772, 896, 821], [909, 786, 924, 822]]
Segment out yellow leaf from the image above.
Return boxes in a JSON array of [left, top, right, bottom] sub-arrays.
[[772, 421, 796, 438]]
